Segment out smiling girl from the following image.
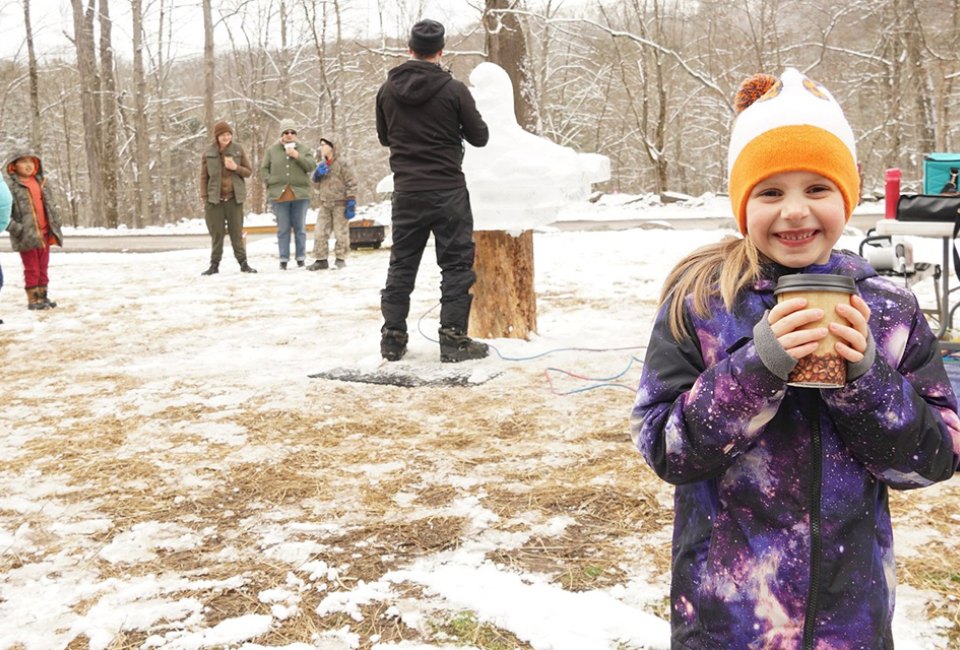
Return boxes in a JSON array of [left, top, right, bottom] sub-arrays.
[[631, 69, 960, 649]]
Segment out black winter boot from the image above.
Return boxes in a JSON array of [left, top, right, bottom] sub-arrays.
[[240, 261, 258, 273], [308, 260, 328, 271], [438, 327, 488, 363], [201, 263, 219, 276], [380, 328, 409, 362]]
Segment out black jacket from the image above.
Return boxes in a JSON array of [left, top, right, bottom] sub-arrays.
[[376, 60, 488, 192]]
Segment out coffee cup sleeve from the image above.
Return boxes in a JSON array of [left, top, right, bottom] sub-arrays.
[[753, 311, 798, 381]]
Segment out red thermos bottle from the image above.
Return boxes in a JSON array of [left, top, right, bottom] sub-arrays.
[[884, 168, 901, 219]]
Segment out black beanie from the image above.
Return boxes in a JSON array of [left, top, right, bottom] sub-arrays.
[[408, 19, 445, 55]]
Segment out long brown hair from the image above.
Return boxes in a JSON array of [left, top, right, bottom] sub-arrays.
[[659, 235, 763, 340]]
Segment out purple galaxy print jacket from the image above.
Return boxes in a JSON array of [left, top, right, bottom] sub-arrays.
[[631, 251, 960, 650]]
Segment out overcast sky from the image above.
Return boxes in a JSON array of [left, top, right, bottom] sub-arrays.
[[0, 0, 488, 63]]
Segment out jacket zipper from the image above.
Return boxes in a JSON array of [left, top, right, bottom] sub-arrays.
[[803, 397, 823, 650]]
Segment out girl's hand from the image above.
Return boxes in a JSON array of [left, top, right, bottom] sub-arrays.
[[767, 297, 828, 360], [830, 294, 871, 363]]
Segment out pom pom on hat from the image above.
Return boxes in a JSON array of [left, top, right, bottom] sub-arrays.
[[409, 19, 445, 55], [735, 74, 778, 114], [727, 68, 860, 234], [213, 121, 233, 138]]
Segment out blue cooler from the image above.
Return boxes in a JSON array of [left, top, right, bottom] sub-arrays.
[[923, 153, 960, 194]]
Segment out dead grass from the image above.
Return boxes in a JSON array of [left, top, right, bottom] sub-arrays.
[[1, 354, 958, 647], [430, 608, 535, 649], [890, 488, 960, 647]]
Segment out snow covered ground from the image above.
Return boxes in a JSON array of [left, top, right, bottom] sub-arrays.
[[0, 199, 957, 649]]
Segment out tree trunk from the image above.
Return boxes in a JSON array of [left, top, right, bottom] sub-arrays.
[[132, 0, 150, 227], [332, 0, 344, 144], [905, 0, 935, 154], [203, 0, 214, 132], [484, 0, 538, 133], [479, 1, 538, 340], [59, 82, 80, 227], [98, 0, 120, 229], [23, 0, 42, 152], [279, 0, 290, 107], [470, 230, 537, 339], [70, 0, 104, 226], [154, 0, 172, 223]]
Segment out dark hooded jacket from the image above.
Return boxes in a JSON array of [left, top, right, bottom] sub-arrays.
[[4, 151, 63, 253], [375, 59, 488, 192], [632, 251, 960, 649]]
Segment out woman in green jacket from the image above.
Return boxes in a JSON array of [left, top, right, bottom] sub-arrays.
[[261, 121, 316, 269], [200, 121, 257, 275]]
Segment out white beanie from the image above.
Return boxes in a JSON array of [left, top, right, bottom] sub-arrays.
[[727, 68, 859, 234]]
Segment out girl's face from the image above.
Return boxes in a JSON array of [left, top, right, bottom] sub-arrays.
[[745, 171, 846, 268], [13, 158, 36, 177], [217, 132, 233, 148]]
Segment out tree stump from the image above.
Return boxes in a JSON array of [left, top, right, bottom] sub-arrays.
[[470, 229, 537, 339]]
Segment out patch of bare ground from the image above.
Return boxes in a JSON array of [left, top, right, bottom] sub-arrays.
[[68, 632, 151, 650], [484, 469, 668, 589], [4, 361, 958, 647], [889, 486, 960, 646]]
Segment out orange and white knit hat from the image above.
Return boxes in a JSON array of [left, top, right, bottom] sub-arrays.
[[727, 68, 859, 234]]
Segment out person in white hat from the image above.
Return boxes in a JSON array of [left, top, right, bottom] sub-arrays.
[[631, 68, 959, 649]]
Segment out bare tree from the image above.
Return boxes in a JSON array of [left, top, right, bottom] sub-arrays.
[[6, 0, 960, 232], [98, 0, 121, 228], [69, 0, 105, 226], [151, 0, 174, 223], [131, 0, 151, 227], [303, 0, 346, 142], [484, 0, 538, 133], [22, 0, 42, 152], [901, 0, 936, 154], [203, 0, 215, 132], [57, 78, 81, 227]]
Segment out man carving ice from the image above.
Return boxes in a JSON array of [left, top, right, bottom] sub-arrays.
[[375, 18, 490, 363]]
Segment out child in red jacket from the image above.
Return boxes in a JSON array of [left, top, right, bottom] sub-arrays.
[[4, 152, 64, 310]]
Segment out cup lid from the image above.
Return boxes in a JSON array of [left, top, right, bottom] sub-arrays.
[[774, 273, 856, 295]]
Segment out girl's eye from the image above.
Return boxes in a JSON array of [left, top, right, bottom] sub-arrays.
[[757, 188, 781, 197], [808, 185, 831, 194]]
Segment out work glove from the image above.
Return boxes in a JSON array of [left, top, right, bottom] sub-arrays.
[[312, 161, 329, 182], [345, 198, 356, 220]]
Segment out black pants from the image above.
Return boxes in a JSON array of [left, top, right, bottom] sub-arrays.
[[205, 197, 246, 265], [381, 187, 477, 332]]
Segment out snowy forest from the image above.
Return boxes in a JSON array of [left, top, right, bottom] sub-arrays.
[[1, 0, 958, 228]]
